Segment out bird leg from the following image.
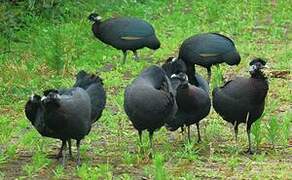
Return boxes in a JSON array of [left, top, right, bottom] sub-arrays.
[[138, 130, 142, 145], [246, 124, 253, 155], [207, 67, 212, 84], [76, 140, 81, 166], [133, 50, 139, 61], [148, 131, 154, 158], [180, 126, 185, 134], [57, 140, 66, 159], [138, 130, 143, 154], [122, 50, 127, 64], [149, 131, 154, 149], [187, 126, 191, 143], [68, 139, 73, 159], [196, 122, 202, 143], [234, 121, 239, 143], [61, 141, 67, 166], [245, 113, 253, 154]]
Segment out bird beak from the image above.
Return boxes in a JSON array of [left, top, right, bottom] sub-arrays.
[[170, 74, 178, 79], [41, 96, 47, 102], [30, 92, 34, 101], [95, 16, 102, 21], [171, 57, 177, 63], [248, 65, 256, 73]]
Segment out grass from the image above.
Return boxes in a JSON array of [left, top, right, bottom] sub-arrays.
[[0, 0, 291, 179]]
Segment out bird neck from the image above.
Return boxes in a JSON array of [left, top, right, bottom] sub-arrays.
[[251, 70, 267, 80], [92, 22, 102, 35], [25, 103, 43, 125], [186, 64, 199, 86]]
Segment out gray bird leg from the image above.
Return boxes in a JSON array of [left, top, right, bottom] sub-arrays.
[[245, 113, 254, 154], [187, 125, 191, 143], [61, 141, 67, 166], [234, 121, 239, 143], [57, 140, 66, 159], [68, 139, 72, 158], [196, 122, 202, 143], [207, 67, 212, 84], [76, 140, 81, 166], [122, 50, 127, 64]]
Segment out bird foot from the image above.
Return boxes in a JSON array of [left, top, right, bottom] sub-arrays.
[[76, 159, 82, 167], [245, 149, 254, 155], [56, 153, 62, 159]]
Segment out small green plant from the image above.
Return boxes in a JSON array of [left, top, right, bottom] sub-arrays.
[[266, 116, 280, 147], [252, 118, 263, 148], [175, 142, 199, 161], [52, 165, 64, 179], [227, 156, 240, 171], [153, 153, 167, 180], [281, 112, 291, 146], [5, 144, 17, 159], [212, 65, 224, 89], [122, 151, 135, 165], [23, 164, 34, 178], [96, 163, 113, 179]]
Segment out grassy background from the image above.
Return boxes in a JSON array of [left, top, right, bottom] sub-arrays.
[[0, 0, 291, 179]]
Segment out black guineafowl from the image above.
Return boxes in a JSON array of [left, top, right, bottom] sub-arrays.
[[162, 57, 211, 142], [25, 70, 106, 166], [88, 13, 160, 63], [124, 65, 187, 149], [42, 88, 91, 166], [212, 58, 269, 154], [179, 33, 241, 83]]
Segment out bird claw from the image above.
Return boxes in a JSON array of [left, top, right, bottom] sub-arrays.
[[245, 148, 254, 155]]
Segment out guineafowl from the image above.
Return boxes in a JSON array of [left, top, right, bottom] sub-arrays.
[[124, 65, 187, 149], [73, 70, 106, 123], [25, 93, 71, 158], [25, 88, 92, 166], [162, 57, 211, 142], [42, 88, 91, 165], [212, 58, 269, 154], [179, 33, 241, 83], [88, 13, 160, 63]]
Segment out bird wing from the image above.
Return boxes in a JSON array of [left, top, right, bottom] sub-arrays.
[[101, 17, 155, 39], [120, 36, 145, 40]]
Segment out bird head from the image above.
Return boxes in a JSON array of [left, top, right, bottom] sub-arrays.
[[162, 57, 187, 77], [25, 93, 42, 123], [170, 72, 189, 87], [28, 93, 42, 104], [249, 58, 268, 74], [88, 13, 102, 22], [41, 90, 61, 109]]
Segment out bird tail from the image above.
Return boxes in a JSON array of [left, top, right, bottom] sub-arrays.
[[147, 35, 161, 50], [74, 70, 106, 123]]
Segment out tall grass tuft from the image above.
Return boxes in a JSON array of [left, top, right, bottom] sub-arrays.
[[281, 112, 291, 146], [252, 117, 263, 148], [266, 115, 280, 148], [153, 153, 167, 180]]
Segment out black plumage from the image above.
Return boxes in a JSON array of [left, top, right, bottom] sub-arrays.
[[162, 58, 211, 142], [25, 88, 91, 166], [88, 13, 160, 63], [212, 58, 269, 154], [73, 70, 106, 123], [124, 65, 187, 148], [24, 70, 106, 166], [178, 33, 241, 83]]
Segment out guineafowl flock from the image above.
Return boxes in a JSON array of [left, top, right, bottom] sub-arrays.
[[24, 13, 269, 166]]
